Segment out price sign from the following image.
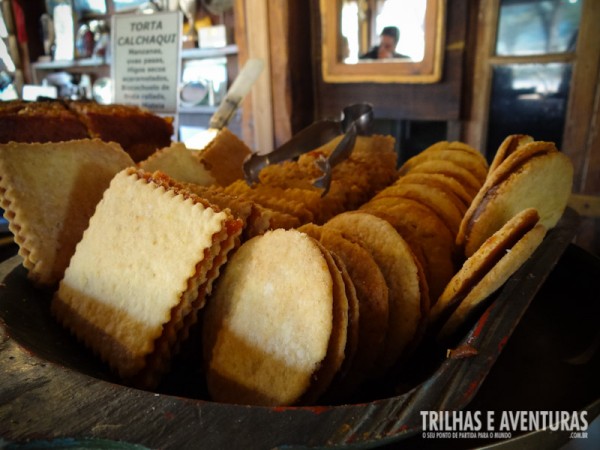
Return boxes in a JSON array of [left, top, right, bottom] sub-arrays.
[[112, 11, 182, 113]]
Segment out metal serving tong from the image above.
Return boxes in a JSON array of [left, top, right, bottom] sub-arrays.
[[242, 103, 374, 196]]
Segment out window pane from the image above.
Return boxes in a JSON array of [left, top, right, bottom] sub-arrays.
[[496, 0, 581, 56], [112, 0, 151, 12], [486, 63, 571, 158], [73, 1, 107, 15]]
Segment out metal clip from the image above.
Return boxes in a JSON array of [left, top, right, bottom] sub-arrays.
[[242, 103, 373, 196]]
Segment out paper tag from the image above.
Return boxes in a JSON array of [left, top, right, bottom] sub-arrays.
[[111, 11, 182, 114]]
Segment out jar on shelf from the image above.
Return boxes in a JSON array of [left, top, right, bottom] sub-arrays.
[[75, 22, 94, 59]]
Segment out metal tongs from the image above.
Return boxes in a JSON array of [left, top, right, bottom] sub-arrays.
[[242, 103, 374, 195]]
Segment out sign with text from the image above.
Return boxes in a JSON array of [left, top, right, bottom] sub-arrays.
[[112, 11, 182, 113]]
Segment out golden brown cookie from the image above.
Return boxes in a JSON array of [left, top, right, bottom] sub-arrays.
[[185, 183, 272, 240], [368, 183, 465, 237], [401, 159, 482, 198], [324, 211, 422, 372], [394, 172, 472, 211], [197, 127, 252, 186], [328, 251, 360, 391], [488, 134, 534, 174], [0, 100, 174, 163], [203, 229, 339, 406], [460, 144, 572, 257], [399, 144, 488, 185], [456, 140, 558, 251], [52, 168, 242, 388], [360, 198, 455, 303], [301, 240, 350, 404], [223, 180, 315, 225], [139, 142, 215, 186], [298, 223, 388, 397], [0, 139, 134, 286], [431, 208, 546, 340]]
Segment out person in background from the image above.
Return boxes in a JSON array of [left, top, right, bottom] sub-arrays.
[[360, 26, 409, 60]]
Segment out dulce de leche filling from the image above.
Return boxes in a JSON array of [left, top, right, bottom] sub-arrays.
[[438, 211, 539, 328], [464, 151, 551, 241]]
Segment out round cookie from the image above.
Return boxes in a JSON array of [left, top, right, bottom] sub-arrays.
[[394, 172, 472, 211], [432, 208, 547, 340], [369, 182, 465, 237], [456, 140, 558, 251], [324, 211, 423, 372], [447, 141, 488, 160], [401, 159, 482, 197], [463, 149, 572, 257], [203, 229, 337, 406], [360, 198, 456, 304], [399, 146, 488, 185], [329, 251, 360, 386], [299, 223, 389, 397], [488, 134, 533, 174], [300, 239, 350, 404]]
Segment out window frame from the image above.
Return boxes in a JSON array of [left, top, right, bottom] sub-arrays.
[[464, 0, 599, 192]]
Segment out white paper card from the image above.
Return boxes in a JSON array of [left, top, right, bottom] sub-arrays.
[[111, 11, 182, 114]]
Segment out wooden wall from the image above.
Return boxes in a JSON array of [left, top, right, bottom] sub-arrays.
[[236, 0, 470, 150], [235, 0, 315, 151]]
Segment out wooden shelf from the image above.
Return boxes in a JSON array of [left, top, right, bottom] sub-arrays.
[[181, 45, 238, 60], [32, 57, 109, 71], [30, 42, 238, 72], [178, 105, 218, 114]]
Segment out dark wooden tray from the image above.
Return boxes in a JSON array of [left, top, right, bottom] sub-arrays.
[[0, 209, 583, 449]]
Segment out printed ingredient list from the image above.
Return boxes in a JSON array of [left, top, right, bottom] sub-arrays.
[[112, 11, 182, 113]]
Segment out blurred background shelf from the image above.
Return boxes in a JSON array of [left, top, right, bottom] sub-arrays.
[[31, 57, 110, 84], [179, 105, 218, 114], [32, 56, 108, 70], [181, 44, 237, 60]]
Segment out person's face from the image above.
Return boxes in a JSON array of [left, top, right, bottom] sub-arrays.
[[377, 35, 397, 59]]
